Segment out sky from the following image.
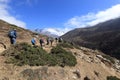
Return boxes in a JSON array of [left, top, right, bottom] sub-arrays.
[[0, 0, 120, 36]]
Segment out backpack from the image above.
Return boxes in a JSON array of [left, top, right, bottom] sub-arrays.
[[31, 38, 36, 45], [8, 30, 15, 38], [31, 38, 35, 43], [50, 39, 54, 42], [59, 38, 63, 42], [40, 39, 44, 43]]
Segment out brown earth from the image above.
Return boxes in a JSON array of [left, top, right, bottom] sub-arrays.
[[0, 42, 120, 80], [0, 20, 120, 80]]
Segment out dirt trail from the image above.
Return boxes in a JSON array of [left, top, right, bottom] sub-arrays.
[[43, 41, 57, 53]]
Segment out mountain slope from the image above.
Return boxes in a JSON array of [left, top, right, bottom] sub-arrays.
[[62, 17, 120, 59], [1, 42, 120, 80], [0, 19, 46, 50], [0, 20, 120, 80]]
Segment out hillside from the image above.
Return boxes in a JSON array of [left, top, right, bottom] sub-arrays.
[[0, 19, 46, 52], [0, 20, 120, 80], [0, 42, 120, 80], [62, 17, 120, 59]]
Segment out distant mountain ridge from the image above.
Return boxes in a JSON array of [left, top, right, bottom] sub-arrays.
[[35, 28, 59, 38], [62, 17, 120, 59]]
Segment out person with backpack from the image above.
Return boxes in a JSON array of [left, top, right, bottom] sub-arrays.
[[39, 38, 44, 48], [55, 37, 58, 43], [8, 29, 17, 45], [49, 38, 54, 46], [46, 37, 50, 45], [58, 37, 63, 43], [31, 38, 36, 46]]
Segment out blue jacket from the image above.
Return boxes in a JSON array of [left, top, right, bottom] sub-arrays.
[[14, 30, 17, 38], [9, 30, 17, 38], [31, 38, 36, 44]]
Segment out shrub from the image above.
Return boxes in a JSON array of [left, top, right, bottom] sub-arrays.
[[3, 42, 77, 67], [57, 42, 74, 49], [107, 76, 120, 80], [51, 45, 77, 67], [58, 42, 81, 49], [4, 43, 50, 66]]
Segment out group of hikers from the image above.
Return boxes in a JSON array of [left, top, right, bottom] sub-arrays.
[[8, 29, 63, 48], [31, 36, 63, 48], [31, 37, 49, 48]]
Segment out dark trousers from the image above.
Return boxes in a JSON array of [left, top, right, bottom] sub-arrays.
[[40, 43, 43, 48], [10, 37, 16, 44]]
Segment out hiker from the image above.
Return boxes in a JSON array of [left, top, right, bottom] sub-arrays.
[[31, 38, 36, 46], [50, 38, 54, 46], [58, 37, 63, 43], [8, 29, 17, 45], [39, 38, 44, 48], [46, 37, 50, 45], [55, 37, 58, 43]]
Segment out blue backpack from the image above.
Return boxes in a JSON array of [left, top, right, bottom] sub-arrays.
[[8, 30, 15, 37], [31, 38, 35, 44]]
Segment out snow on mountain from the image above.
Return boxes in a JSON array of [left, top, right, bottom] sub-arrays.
[[35, 28, 65, 38]]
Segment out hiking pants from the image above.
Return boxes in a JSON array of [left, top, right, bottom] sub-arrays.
[[40, 43, 43, 48], [10, 37, 16, 44]]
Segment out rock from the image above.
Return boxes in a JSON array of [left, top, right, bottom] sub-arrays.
[[82, 56, 92, 63], [96, 55, 103, 59], [113, 59, 120, 72], [1, 77, 9, 80], [73, 70, 81, 78], [58, 68, 65, 77], [21, 69, 35, 80], [21, 67, 48, 80], [96, 55, 111, 65], [84, 76, 90, 80], [94, 71, 99, 77]]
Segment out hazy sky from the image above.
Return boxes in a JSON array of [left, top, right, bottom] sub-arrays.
[[0, 0, 120, 35]]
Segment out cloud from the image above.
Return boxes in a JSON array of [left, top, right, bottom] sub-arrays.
[[0, 0, 26, 28], [43, 28, 65, 36], [65, 4, 120, 30], [25, 0, 38, 6], [0, 0, 10, 3], [38, 4, 120, 36]]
